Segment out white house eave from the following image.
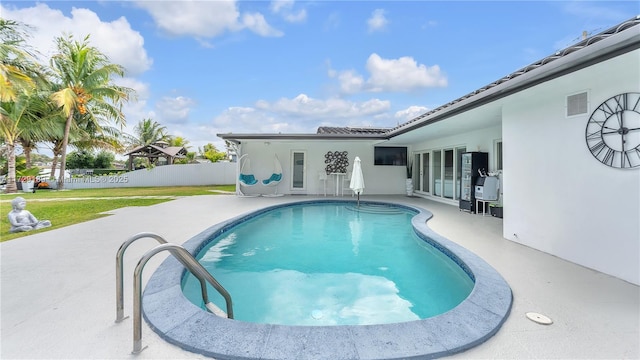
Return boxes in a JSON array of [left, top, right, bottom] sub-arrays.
[[217, 133, 389, 142]]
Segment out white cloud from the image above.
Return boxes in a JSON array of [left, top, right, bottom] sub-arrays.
[[135, 0, 282, 39], [242, 13, 284, 37], [154, 96, 197, 125], [0, 3, 152, 75], [336, 70, 365, 94], [284, 10, 307, 23], [367, 9, 389, 33], [270, 0, 307, 23], [366, 53, 448, 92], [256, 94, 390, 119], [211, 94, 393, 135], [213, 106, 294, 133], [395, 106, 429, 122], [329, 53, 447, 94], [134, 1, 241, 37]]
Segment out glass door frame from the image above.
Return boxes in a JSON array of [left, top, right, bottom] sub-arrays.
[[290, 150, 306, 191], [413, 146, 466, 200], [414, 151, 432, 195]]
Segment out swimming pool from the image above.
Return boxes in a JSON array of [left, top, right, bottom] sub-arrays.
[[143, 199, 512, 359], [181, 203, 474, 326]]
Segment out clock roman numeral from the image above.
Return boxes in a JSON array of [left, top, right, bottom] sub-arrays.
[[631, 94, 640, 112], [601, 102, 616, 118], [589, 140, 606, 155], [586, 130, 601, 140], [623, 148, 640, 169], [623, 151, 632, 168], [612, 93, 626, 112], [602, 148, 616, 166]]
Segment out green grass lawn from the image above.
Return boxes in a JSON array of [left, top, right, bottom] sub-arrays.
[[0, 185, 235, 242]]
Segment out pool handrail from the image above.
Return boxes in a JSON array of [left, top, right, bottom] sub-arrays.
[[132, 243, 234, 354], [115, 232, 169, 323]]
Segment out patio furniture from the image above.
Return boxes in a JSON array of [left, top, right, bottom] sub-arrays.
[[262, 155, 284, 197], [237, 154, 259, 197], [318, 171, 328, 196]]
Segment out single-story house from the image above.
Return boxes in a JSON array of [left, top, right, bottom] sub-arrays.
[[218, 16, 640, 285]]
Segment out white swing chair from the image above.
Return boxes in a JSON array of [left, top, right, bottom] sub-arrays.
[[262, 154, 284, 197], [237, 154, 260, 197]]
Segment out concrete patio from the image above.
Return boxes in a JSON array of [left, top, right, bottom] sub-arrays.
[[1, 194, 638, 359]]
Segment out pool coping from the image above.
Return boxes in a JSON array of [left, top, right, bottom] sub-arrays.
[[142, 199, 513, 360]]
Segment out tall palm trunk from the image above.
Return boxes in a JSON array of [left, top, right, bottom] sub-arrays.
[[21, 142, 33, 168], [5, 143, 17, 193], [50, 155, 58, 180], [56, 110, 74, 189]]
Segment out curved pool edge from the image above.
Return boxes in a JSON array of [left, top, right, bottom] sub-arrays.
[[143, 199, 513, 360]]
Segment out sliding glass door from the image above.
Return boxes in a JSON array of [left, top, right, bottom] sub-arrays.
[[414, 146, 466, 199]]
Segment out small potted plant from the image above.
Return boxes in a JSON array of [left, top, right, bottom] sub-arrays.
[[16, 167, 40, 193], [19, 176, 36, 193], [405, 158, 414, 196]]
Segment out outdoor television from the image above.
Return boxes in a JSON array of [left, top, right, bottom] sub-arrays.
[[374, 146, 407, 166]]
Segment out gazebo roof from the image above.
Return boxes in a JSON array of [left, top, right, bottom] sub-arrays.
[[124, 144, 187, 158]]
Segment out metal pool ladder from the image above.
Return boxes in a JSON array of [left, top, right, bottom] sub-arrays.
[[115, 232, 234, 354]]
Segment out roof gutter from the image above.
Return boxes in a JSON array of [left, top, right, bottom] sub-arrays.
[[217, 133, 388, 142]]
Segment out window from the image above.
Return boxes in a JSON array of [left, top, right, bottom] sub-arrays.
[[374, 146, 407, 166], [495, 140, 503, 171], [291, 151, 306, 189]]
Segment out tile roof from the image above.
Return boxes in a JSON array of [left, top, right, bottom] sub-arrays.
[[316, 126, 391, 135]]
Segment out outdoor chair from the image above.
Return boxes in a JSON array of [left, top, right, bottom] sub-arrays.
[[237, 154, 259, 197], [262, 155, 284, 197]]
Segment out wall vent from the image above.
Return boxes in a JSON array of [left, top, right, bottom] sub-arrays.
[[566, 92, 588, 117]]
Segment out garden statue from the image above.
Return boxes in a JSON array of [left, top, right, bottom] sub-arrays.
[[7, 197, 51, 233]]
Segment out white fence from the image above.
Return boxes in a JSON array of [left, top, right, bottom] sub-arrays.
[[61, 162, 236, 189]]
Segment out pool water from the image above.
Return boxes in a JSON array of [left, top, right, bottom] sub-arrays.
[[182, 203, 474, 326]]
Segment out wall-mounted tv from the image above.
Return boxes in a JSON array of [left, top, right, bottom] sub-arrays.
[[374, 146, 407, 166]]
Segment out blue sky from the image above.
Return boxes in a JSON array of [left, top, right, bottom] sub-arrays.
[[2, 1, 638, 155]]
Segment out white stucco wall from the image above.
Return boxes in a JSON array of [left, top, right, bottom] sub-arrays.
[[237, 140, 407, 196], [502, 49, 640, 285]]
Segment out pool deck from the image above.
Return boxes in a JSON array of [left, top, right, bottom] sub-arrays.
[[1, 194, 639, 359]]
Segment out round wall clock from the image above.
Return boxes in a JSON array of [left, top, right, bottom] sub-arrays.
[[585, 92, 640, 169]]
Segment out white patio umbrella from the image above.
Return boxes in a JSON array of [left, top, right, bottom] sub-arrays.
[[349, 156, 365, 206]]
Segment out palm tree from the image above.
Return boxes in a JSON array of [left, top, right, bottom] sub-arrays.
[[16, 89, 63, 168], [49, 34, 134, 189], [129, 118, 168, 147], [0, 91, 52, 192], [73, 109, 127, 155], [124, 118, 168, 168], [168, 135, 190, 149], [0, 19, 46, 193], [0, 19, 39, 102]]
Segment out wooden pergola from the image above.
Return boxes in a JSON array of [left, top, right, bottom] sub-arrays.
[[124, 141, 188, 170]]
